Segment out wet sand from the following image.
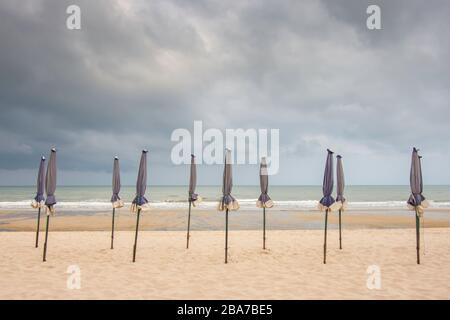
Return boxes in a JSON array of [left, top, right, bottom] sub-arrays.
[[1, 208, 450, 232]]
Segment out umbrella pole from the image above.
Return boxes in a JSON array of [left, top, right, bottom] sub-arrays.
[[43, 214, 50, 262], [415, 207, 420, 264], [186, 201, 192, 249], [339, 209, 342, 250], [35, 207, 41, 248], [263, 207, 266, 250], [111, 208, 115, 250], [323, 209, 329, 264], [225, 209, 229, 264], [132, 209, 141, 263]]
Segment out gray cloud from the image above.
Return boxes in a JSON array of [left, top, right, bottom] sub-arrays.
[[0, 0, 449, 185]]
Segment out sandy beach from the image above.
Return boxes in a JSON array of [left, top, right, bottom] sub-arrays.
[[1, 227, 450, 300]]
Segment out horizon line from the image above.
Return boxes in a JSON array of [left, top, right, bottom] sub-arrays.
[[1, 184, 450, 187]]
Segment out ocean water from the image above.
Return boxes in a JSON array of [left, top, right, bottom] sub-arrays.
[[1, 185, 450, 212]]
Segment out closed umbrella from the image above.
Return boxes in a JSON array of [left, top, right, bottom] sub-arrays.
[[186, 154, 201, 249], [218, 149, 239, 263], [32, 156, 46, 248], [407, 147, 428, 264], [319, 149, 335, 264], [132, 150, 148, 262], [336, 155, 346, 250], [110, 156, 123, 249], [256, 157, 273, 250], [43, 148, 57, 262]]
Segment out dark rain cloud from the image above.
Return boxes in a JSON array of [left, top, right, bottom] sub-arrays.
[[0, 0, 449, 185]]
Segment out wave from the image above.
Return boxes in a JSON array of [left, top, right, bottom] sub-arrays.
[[1, 199, 450, 211]]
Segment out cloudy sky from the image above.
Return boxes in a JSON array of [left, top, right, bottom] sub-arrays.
[[0, 0, 449, 186]]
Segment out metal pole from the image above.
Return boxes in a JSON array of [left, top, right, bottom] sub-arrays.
[[111, 208, 115, 249], [186, 201, 192, 249], [35, 207, 41, 248], [415, 207, 420, 264], [43, 215, 50, 262], [225, 209, 229, 264], [339, 209, 342, 250], [323, 209, 328, 264], [263, 207, 266, 250], [132, 209, 141, 263]]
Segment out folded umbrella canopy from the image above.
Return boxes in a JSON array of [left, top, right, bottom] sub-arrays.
[[256, 157, 273, 249], [32, 156, 46, 248], [43, 148, 57, 262], [132, 150, 148, 262], [336, 155, 346, 250], [186, 154, 201, 249], [219, 149, 239, 263], [319, 149, 336, 264], [110, 156, 123, 249], [407, 147, 428, 264]]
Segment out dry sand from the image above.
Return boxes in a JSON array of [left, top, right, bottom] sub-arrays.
[[1, 228, 450, 299]]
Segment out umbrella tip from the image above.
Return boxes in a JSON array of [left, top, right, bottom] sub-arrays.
[[260, 157, 267, 167], [224, 148, 232, 163], [51, 147, 56, 152], [191, 154, 195, 158], [327, 148, 333, 154], [114, 156, 119, 160], [41, 156, 46, 160], [142, 149, 148, 153], [337, 154, 342, 159]]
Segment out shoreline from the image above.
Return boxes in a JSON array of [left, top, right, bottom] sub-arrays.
[[2, 208, 450, 232]]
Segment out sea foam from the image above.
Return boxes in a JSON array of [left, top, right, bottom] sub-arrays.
[[1, 200, 450, 211]]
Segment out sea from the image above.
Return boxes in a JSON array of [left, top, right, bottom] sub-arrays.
[[1, 185, 450, 212]]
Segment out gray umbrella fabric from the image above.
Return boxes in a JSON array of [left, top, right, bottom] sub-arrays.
[[320, 149, 335, 264], [42, 148, 56, 261], [33, 157, 46, 206], [319, 149, 335, 209], [45, 148, 57, 213], [188, 154, 199, 204], [419, 155, 423, 193], [258, 156, 272, 250], [111, 156, 123, 207], [220, 149, 238, 263], [132, 150, 148, 212], [33, 156, 46, 248], [186, 154, 200, 249], [257, 157, 273, 208], [132, 150, 148, 262], [110, 156, 122, 250], [408, 147, 426, 208], [407, 147, 427, 264], [336, 154, 345, 250], [219, 149, 239, 211], [336, 155, 346, 204]]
